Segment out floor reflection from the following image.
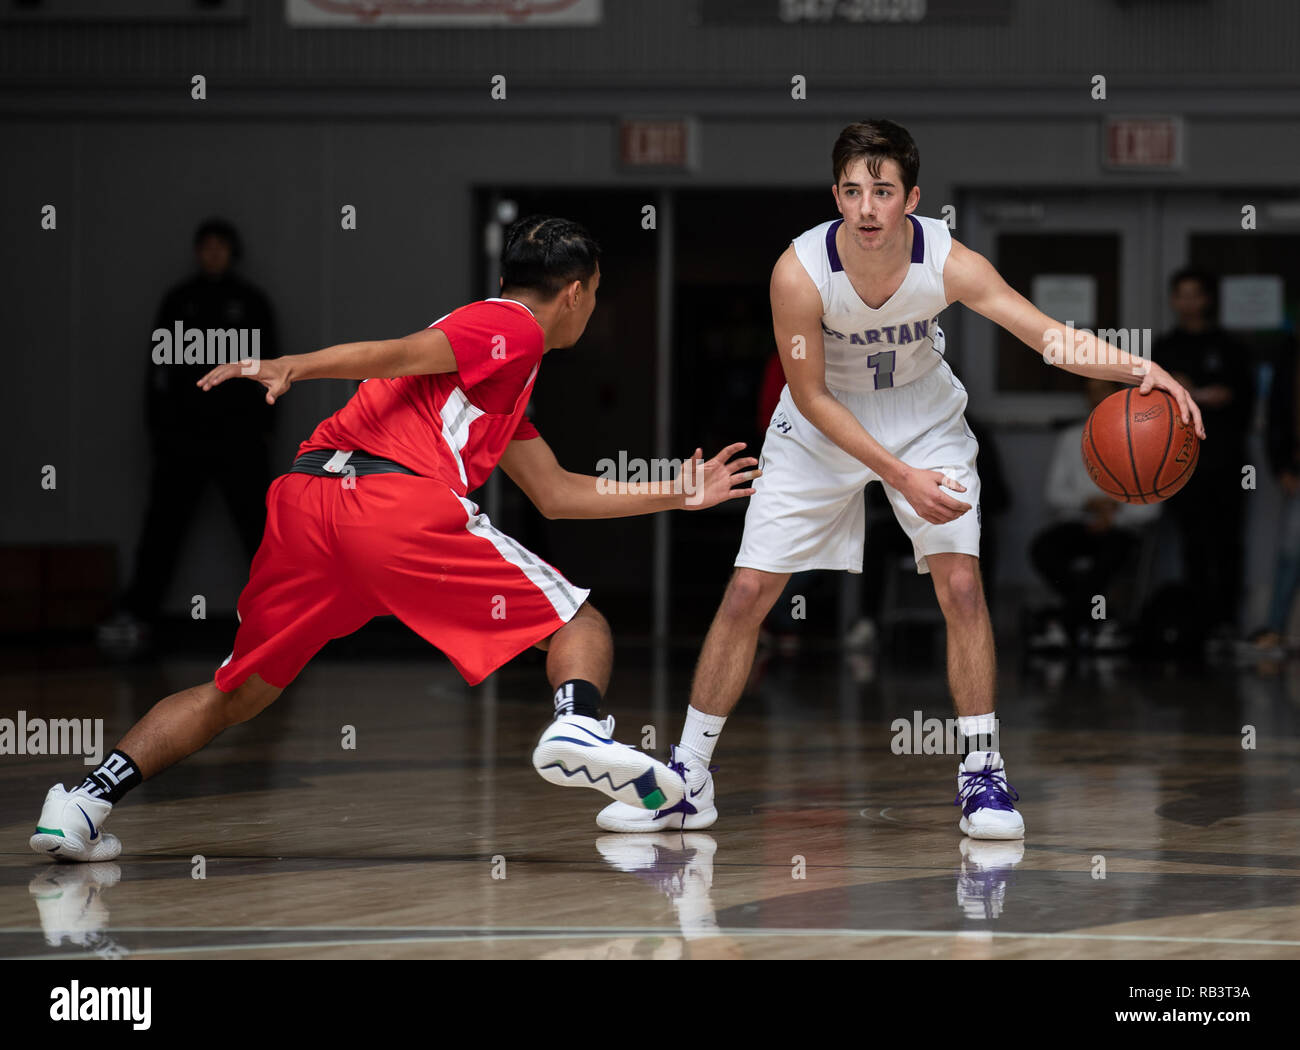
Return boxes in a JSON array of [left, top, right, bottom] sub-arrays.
[[586, 832, 742, 959], [957, 838, 1023, 922], [28, 864, 128, 959]]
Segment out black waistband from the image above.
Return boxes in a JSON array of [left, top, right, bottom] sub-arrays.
[[290, 449, 417, 477]]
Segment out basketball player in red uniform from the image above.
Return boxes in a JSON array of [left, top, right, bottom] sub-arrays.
[[30, 216, 760, 862]]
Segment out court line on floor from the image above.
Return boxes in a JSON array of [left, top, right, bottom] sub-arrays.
[[8, 925, 1300, 959], [8, 852, 1300, 876]]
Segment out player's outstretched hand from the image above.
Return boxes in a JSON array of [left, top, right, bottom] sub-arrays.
[[1136, 361, 1207, 440], [899, 468, 970, 525], [680, 443, 762, 510], [197, 357, 293, 405]]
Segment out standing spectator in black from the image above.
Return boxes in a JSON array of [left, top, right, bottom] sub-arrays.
[[101, 219, 278, 652], [1154, 268, 1255, 643]]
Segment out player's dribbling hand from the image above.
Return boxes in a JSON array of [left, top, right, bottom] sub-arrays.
[[1136, 361, 1206, 440], [196, 357, 293, 405], [899, 468, 970, 525], [679, 443, 762, 510]]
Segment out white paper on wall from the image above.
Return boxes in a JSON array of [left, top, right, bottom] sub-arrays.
[[1031, 275, 1097, 329], [1220, 275, 1284, 331]]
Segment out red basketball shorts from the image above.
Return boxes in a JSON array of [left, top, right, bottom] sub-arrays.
[[213, 472, 590, 690]]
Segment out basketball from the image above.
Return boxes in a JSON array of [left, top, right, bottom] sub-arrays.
[[1081, 388, 1199, 504]]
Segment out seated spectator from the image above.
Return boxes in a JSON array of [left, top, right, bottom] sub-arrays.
[[1029, 379, 1160, 652]]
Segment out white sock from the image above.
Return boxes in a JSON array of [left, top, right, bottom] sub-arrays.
[[679, 706, 726, 765], [958, 712, 998, 754]]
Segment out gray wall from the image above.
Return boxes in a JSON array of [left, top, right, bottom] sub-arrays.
[[4, 0, 1299, 89], [4, 0, 1299, 612]]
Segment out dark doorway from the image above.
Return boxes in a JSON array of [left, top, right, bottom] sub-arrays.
[[994, 232, 1121, 395], [475, 189, 659, 631], [670, 189, 830, 636], [475, 187, 835, 639], [1187, 232, 1300, 371]]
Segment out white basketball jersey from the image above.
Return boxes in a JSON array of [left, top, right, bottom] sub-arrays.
[[791, 214, 953, 392]]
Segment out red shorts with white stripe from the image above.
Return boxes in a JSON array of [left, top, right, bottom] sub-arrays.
[[213, 472, 590, 691]]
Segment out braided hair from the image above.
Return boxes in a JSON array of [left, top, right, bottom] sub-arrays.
[[501, 215, 601, 298]]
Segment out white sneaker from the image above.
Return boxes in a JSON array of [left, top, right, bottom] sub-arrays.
[[596, 745, 716, 832], [955, 751, 1025, 840], [1086, 621, 1131, 653], [1028, 619, 1069, 651], [843, 618, 878, 650], [30, 784, 123, 863], [533, 714, 685, 812]]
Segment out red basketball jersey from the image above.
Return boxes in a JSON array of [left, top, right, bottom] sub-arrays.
[[299, 298, 543, 495]]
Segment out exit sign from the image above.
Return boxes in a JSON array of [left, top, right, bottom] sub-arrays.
[[1104, 117, 1184, 170], [619, 118, 698, 171]]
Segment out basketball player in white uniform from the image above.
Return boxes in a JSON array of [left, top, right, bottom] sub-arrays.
[[598, 120, 1204, 840]]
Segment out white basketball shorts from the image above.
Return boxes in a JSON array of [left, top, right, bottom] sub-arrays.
[[735, 360, 981, 576]]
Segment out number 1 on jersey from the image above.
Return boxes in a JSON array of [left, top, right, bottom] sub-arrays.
[[867, 350, 896, 389]]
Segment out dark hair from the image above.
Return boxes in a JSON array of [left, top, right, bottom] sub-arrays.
[[194, 217, 242, 262], [500, 215, 601, 298], [832, 120, 920, 197], [1170, 266, 1217, 298]]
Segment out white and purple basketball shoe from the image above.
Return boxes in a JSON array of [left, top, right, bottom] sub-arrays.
[[596, 746, 717, 832], [955, 751, 1025, 840]]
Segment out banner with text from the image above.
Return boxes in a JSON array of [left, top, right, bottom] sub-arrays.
[[286, 0, 602, 27]]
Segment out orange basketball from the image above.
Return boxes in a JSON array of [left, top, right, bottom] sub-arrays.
[[1081, 388, 1199, 504]]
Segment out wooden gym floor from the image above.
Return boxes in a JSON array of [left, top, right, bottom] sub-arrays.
[[2, 642, 1299, 960]]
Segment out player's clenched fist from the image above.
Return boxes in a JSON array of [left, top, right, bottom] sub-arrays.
[[197, 357, 293, 405], [898, 467, 971, 525]]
